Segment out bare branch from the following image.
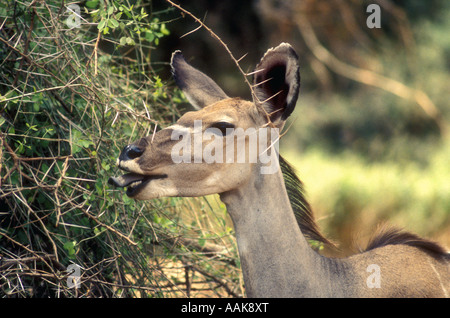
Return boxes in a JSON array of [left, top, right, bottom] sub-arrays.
[[165, 0, 275, 126]]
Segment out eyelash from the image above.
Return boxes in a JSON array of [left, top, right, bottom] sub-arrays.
[[209, 122, 235, 135]]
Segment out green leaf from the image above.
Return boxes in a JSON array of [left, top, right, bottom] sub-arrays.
[[160, 23, 170, 36], [107, 6, 114, 16], [72, 144, 81, 154], [101, 161, 111, 171], [94, 227, 101, 235], [125, 37, 135, 46], [108, 18, 119, 29], [122, 7, 132, 19], [85, 0, 99, 9], [97, 19, 106, 30], [145, 32, 155, 43], [63, 241, 77, 257]]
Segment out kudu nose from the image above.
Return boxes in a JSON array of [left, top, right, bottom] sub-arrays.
[[119, 144, 144, 161]]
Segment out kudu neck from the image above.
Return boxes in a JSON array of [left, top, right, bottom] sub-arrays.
[[220, 162, 345, 297]]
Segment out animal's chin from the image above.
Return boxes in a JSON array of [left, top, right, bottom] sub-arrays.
[[108, 173, 167, 197]]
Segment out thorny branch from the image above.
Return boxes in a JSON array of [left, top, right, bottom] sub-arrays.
[[165, 0, 278, 130], [0, 0, 243, 298]]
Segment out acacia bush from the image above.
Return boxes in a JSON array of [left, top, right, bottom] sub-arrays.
[[0, 0, 240, 297]]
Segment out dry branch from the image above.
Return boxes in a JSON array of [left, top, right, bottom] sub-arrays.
[[1, 0, 242, 298], [165, 0, 277, 128]]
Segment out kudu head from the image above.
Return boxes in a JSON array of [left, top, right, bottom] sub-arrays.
[[109, 43, 300, 200]]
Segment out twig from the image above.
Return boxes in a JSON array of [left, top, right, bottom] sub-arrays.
[[80, 206, 138, 246], [180, 24, 202, 39], [185, 265, 191, 297], [0, 133, 3, 188], [86, 278, 157, 293], [185, 261, 240, 298], [55, 157, 69, 227], [0, 255, 64, 271], [165, 0, 274, 126], [86, 31, 101, 76], [0, 230, 59, 277], [12, 1, 35, 87]]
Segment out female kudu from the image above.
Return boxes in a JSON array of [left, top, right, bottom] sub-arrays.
[[109, 43, 449, 297]]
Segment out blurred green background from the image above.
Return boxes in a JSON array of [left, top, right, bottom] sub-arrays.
[[1, 0, 449, 297]]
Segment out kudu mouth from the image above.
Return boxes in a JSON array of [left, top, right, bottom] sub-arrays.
[[108, 173, 167, 197], [108, 144, 167, 197]]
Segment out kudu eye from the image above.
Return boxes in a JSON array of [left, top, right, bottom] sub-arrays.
[[209, 122, 235, 136]]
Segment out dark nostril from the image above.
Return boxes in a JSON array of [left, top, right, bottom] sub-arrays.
[[128, 146, 144, 159], [119, 144, 144, 161]]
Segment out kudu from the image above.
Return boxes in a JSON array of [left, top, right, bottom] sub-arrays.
[[109, 43, 449, 297]]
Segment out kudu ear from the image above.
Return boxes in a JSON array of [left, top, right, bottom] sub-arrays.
[[253, 43, 300, 123], [171, 51, 229, 109]]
